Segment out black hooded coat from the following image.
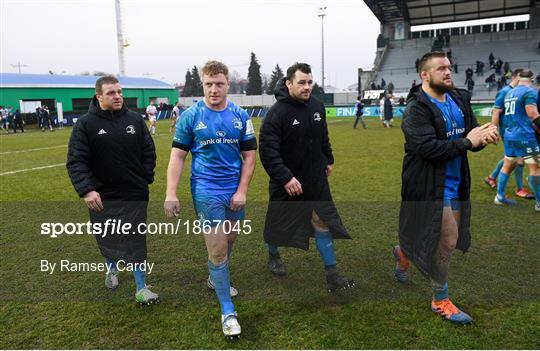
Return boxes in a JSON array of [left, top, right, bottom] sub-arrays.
[[399, 84, 484, 276], [259, 79, 351, 250]]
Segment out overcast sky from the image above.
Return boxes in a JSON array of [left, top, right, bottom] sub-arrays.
[[1, 0, 381, 89]]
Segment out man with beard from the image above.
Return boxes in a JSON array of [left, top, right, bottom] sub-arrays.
[[67, 75, 158, 304], [259, 62, 355, 292], [392, 52, 498, 324]]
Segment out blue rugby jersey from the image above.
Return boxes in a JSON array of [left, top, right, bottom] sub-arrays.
[[173, 100, 256, 196], [493, 85, 513, 132], [425, 93, 466, 199], [503, 85, 538, 141]]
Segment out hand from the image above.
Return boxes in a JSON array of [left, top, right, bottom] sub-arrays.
[[83, 191, 103, 212], [284, 177, 303, 197], [230, 191, 246, 212], [326, 164, 333, 177], [466, 123, 497, 148], [482, 126, 499, 145], [164, 195, 180, 218]]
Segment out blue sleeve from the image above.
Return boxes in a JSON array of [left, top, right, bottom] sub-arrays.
[[240, 109, 256, 142], [493, 88, 506, 109], [524, 89, 537, 107], [239, 108, 257, 151], [172, 109, 194, 150]]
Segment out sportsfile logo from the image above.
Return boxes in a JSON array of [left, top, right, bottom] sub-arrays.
[[40, 219, 252, 238]]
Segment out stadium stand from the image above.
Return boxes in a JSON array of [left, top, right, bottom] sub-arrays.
[[373, 28, 540, 100], [363, 0, 540, 101]]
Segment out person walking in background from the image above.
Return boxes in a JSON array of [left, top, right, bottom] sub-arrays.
[[353, 97, 366, 129]]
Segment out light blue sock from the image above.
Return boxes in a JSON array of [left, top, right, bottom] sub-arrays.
[[431, 280, 449, 301], [267, 244, 279, 257], [208, 260, 234, 316], [315, 230, 337, 268], [497, 172, 510, 199], [490, 159, 504, 179], [528, 175, 540, 203], [104, 258, 117, 273], [133, 268, 146, 292], [514, 164, 524, 190]]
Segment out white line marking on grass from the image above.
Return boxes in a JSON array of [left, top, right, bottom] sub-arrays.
[[0, 163, 65, 176], [0, 145, 66, 155]]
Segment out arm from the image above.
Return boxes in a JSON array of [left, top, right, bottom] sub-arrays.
[[66, 120, 95, 197], [164, 147, 188, 217], [259, 110, 294, 185], [525, 105, 540, 122], [66, 120, 103, 211], [230, 150, 256, 211], [140, 118, 156, 183], [491, 108, 502, 128], [465, 95, 494, 152], [164, 112, 193, 217]]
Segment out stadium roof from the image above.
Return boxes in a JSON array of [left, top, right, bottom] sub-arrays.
[[0, 73, 174, 89], [364, 0, 538, 26]]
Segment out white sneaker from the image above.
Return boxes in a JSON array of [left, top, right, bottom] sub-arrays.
[[207, 276, 238, 297], [105, 271, 119, 289], [221, 313, 241, 338], [535, 202, 540, 212], [135, 285, 159, 304]]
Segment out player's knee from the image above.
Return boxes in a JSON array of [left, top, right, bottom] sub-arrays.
[[440, 236, 457, 253], [208, 250, 228, 265], [311, 212, 328, 231]]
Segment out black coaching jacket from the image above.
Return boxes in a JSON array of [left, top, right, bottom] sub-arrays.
[[259, 78, 334, 195], [66, 96, 156, 201], [399, 84, 484, 277]]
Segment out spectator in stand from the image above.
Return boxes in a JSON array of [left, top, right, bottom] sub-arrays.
[[497, 78, 504, 91], [411, 79, 417, 89], [476, 61, 485, 76], [467, 78, 475, 95], [489, 53, 495, 69], [387, 81, 394, 94], [415, 58, 420, 73], [465, 67, 474, 85], [453, 57, 458, 74], [485, 73, 497, 92], [495, 58, 503, 75], [370, 81, 376, 90], [446, 49, 452, 62], [536, 73, 540, 85], [381, 78, 386, 89], [398, 96, 405, 106], [503, 62, 511, 75], [444, 33, 450, 47]]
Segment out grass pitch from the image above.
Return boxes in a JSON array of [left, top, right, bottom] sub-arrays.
[[0, 117, 538, 349]]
